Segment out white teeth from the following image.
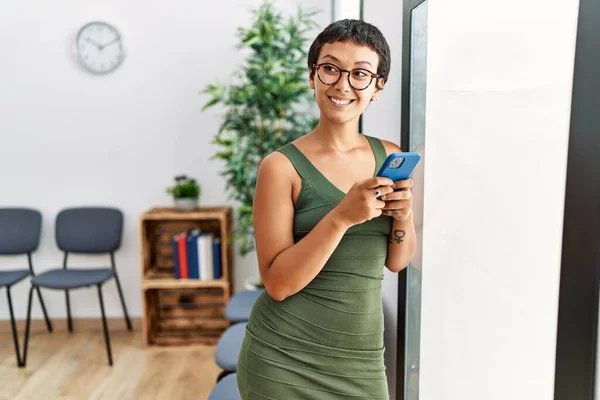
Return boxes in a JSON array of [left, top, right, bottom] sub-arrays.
[[329, 97, 352, 105]]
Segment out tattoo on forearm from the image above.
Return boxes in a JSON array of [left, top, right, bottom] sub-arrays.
[[389, 230, 406, 244]]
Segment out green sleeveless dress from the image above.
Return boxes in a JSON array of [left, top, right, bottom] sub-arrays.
[[237, 135, 393, 399]]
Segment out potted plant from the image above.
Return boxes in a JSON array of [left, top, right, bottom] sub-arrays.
[[201, 0, 320, 256], [166, 175, 201, 211]]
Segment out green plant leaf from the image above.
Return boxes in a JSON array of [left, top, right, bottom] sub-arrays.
[[200, 0, 321, 256], [166, 175, 201, 199]]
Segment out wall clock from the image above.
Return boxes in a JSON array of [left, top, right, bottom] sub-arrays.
[[74, 21, 125, 74]]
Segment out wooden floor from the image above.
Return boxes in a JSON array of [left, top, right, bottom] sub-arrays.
[[0, 329, 222, 400]]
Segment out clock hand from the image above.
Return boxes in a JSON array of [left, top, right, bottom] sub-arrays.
[[85, 37, 103, 49], [101, 37, 120, 47]]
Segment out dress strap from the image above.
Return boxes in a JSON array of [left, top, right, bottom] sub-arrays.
[[364, 135, 388, 174], [276, 143, 323, 183]]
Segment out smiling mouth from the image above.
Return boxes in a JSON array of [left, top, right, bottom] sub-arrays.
[[328, 96, 355, 106]]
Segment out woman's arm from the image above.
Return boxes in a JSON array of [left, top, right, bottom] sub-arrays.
[[253, 152, 393, 301], [385, 212, 417, 272], [380, 140, 418, 272], [253, 152, 348, 302]]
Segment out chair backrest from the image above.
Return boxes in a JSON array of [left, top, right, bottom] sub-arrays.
[[0, 208, 42, 255], [56, 207, 123, 253]]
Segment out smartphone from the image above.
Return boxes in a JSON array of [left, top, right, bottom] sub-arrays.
[[376, 152, 421, 183]]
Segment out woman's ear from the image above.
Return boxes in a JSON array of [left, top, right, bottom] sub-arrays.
[[309, 69, 315, 89], [375, 77, 386, 90], [371, 81, 384, 102]]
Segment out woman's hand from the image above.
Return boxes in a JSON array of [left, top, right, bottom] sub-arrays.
[[381, 179, 414, 220], [332, 177, 395, 228]]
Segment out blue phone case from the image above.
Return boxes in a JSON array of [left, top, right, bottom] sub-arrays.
[[376, 152, 421, 181]]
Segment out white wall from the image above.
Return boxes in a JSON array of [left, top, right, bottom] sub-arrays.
[[0, 0, 329, 320], [362, 2, 404, 398], [418, 0, 579, 399]]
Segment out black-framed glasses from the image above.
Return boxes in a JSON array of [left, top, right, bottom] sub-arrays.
[[313, 63, 380, 91]]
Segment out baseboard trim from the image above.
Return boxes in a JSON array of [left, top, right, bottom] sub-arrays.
[[0, 317, 142, 334]]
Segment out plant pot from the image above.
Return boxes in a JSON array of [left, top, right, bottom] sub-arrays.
[[173, 197, 199, 211]]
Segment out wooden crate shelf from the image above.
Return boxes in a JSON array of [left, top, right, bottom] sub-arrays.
[[142, 277, 228, 290], [139, 206, 234, 346], [143, 287, 230, 346]]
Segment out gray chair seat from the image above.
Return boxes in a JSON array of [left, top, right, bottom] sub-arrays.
[[215, 322, 247, 371], [32, 268, 114, 289], [0, 269, 30, 287], [208, 373, 241, 400], [225, 290, 263, 323]]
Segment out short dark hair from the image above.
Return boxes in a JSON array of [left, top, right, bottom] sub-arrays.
[[307, 19, 391, 89]]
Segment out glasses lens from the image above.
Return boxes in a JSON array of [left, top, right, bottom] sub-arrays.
[[317, 64, 341, 85], [349, 69, 373, 90]]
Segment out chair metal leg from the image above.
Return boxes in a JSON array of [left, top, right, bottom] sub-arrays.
[[113, 273, 132, 331], [216, 370, 232, 383], [21, 286, 35, 368], [97, 285, 113, 366], [35, 287, 53, 333], [6, 287, 23, 367], [65, 289, 72, 332]]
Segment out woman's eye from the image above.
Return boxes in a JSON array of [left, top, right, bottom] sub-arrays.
[[324, 65, 337, 72], [353, 70, 368, 78]]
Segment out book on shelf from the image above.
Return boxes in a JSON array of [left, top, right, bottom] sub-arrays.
[[172, 230, 222, 280]]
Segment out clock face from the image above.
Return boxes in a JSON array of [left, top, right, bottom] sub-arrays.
[[75, 21, 125, 74]]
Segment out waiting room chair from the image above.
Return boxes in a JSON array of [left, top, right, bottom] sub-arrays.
[[215, 289, 261, 382], [21, 207, 132, 367], [224, 289, 263, 324], [215, 322, 247, 381], [0, 208, 52, 367], [208, 373, 241, 400]]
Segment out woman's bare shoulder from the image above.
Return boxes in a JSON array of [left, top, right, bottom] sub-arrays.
[[261, 149, 294, 171], [378, 138, 402, 155], [258, 150, 297, 185]]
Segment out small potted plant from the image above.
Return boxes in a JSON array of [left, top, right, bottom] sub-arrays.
[[167, 175, 201, 211]]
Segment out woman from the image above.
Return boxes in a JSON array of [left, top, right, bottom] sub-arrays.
[[237, 19, 416, 399]]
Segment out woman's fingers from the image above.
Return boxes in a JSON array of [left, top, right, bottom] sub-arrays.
[[382, 199, 411, 210], [363, 176, 394, 189], [393, 179, 413, 190], [380, 190, 411, 201]]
